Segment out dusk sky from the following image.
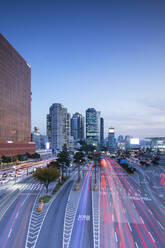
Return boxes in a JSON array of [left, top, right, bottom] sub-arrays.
[[1, 0, 165, 138]]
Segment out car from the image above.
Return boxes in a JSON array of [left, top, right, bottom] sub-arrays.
[[1, 178, 9, 184]]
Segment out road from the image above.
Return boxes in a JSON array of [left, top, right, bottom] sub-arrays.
[[0, 157, 164, 248], [0, 159, 81, 248], [35, 162, 94, 248], [35, 180, 74, 248], [0, 176, 42, 248], [101, 157, 165, 248], [69, 162, 94, 248]]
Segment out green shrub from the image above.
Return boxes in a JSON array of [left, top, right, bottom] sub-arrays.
[[52, 177, 69, 194], [39, 196, 51, 203]]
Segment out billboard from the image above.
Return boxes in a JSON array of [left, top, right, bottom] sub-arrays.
[[130, 138, 140, 145], [45, 142, 50, 150], [109, 128, 115, 133]]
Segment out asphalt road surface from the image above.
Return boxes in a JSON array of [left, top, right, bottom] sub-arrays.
[[0, 177, 42, 248], [100, 157, 165, 248], [36, 180, 74, 248]]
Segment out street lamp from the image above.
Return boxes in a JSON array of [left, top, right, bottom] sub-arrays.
[[78, 159, 81, 183], [94, 154, 97, 185]]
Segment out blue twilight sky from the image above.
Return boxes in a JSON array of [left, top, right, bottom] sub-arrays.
[[0, 0, 165, 138]]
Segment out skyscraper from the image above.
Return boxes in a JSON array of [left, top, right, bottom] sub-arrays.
[[108, 127, 116, 151], [66, 113, 71, 147], [32, 127, 41, 150], [71, 113, 84, 143], [47, 103, 70, 153], [86, 108, 100, 147], [125, 135, 131, 149], [0, 34, 35, 157], [100, 117, 104, 147]]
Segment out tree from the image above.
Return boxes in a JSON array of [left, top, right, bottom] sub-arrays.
[[30, 153, 40, 159], [92, 152, 101, 184], [1, 155, 8, 163], [74, 151, 85, 182], [17, 154, 25, 161], [78, 141, 96, 155], [33, 167, 60, 193], [58, 144, 70, 166], [101, 146, 108, 152], [47, 160, 57, 168], [1, 155, 12, 163], [12, 156, 18, 163], [55, 144, 70, 179]]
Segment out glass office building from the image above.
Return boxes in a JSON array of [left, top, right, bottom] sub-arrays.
[[86, 108, 100, 147], [100, 117, 104, 147], [108, 128, 116, 151], [71, 113, 84, 142]]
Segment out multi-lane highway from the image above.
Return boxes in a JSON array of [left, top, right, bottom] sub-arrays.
[[0, 157, 165, 248], [100, 157, 165, 248], [69, 162, 94, 248], [0, 177, 42, 248]]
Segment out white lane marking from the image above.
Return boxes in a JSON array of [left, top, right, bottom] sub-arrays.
[[157, 220, 164, 230], [8, 228, 12, 238], [123, 207, 126, 213], [21, 195, 28, 207], [140, 216, 144, 224], [128, 222, 132, 232], [135, 241, 139, 248], [115, 231, 118, 242], [149, 231, 156, 243], [148, 209, 153, 216], [15, 212, 19, 219], [92, 166, 100, 248]]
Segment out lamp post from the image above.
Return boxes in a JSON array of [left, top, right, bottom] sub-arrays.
[[78, 159, 81, 183], [61, 162, 64, 180], [94, 154, 97, 185]]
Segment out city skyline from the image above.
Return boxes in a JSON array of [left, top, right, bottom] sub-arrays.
[[1, 0, 165, 138], [1, 2, 165, 248]]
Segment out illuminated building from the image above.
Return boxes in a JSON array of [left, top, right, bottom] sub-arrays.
[[108, 128, 116, 151], [0, 34, 35, 157], [71, 113, 84, 142], [125, 135, 131, 149], [47, 103, 71, 153], [146, 137, 165, 152], [32, 127, 41, 150], [32, 127, 49, 150], [86, 108, 100, 147], [100, 117, 104, 147]]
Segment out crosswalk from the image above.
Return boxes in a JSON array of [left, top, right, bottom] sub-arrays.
[[2, 181, 42, 193], [0, 180, 42, 223]]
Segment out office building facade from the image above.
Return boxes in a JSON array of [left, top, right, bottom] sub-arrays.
[[71, 113, 84, 143], [86, 108, 100, 147], [146, 137, 165, 152], [100, 117, 104, 147], [47, 103, 71, 153], [108, 127, 116, 151], [32, 127, 41, 150], [32, 127, 48, 150], [0, 34, 35, 157]]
